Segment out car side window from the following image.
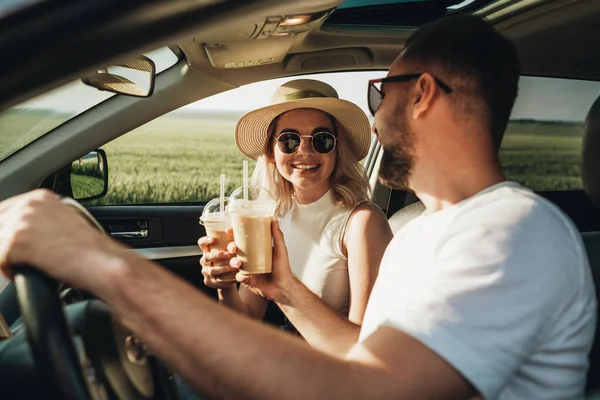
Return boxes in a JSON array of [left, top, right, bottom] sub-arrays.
[[501, 76, 600, 191], [82, 74, 598, 206], [85, 71, 381, 205]]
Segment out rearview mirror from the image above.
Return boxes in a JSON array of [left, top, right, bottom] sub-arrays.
[[81, 55, 155, 97], [71, 149, 108, 202]]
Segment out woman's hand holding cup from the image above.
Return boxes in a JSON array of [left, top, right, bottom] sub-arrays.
[[198, 233, 238, 290], [199, 196, 237, 289]]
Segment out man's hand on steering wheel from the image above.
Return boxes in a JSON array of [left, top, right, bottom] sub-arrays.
[[0, 189, 177, 400], [0, 189, 124, 292]]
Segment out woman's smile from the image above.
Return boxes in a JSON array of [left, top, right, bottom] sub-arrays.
[[291, 162, 321, 171]]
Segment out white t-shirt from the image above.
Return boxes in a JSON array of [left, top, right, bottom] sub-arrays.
[[360, 181, 597, 399]]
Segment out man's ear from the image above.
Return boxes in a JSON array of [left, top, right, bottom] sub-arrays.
[[412, 73, 437, 120]]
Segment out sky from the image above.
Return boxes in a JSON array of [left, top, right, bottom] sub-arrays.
[[179, 71, 381, 115], [179, 73, 600, 123], [511, 77, 600, 121]]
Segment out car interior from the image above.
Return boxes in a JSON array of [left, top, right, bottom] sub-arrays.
[[1, 0, 600, 397]]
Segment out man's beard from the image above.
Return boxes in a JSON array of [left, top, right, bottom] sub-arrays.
[[378, 144, 414, 190], [378, 113, 415, 190]]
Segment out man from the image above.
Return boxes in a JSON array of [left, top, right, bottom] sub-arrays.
[[0, 15, 596, 399]]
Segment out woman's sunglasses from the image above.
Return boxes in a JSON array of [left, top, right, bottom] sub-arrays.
[[275, 131, 337, 154], [368, 73, 452, 116]]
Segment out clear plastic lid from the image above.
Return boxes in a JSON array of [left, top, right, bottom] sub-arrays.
[[199, 197, 230, 225], [228, 186, 276, 217]]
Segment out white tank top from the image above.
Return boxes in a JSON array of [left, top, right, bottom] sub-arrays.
[[279, 190, 357, 316]]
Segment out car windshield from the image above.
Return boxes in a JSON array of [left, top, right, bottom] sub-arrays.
[[0, 47, 179, 162]]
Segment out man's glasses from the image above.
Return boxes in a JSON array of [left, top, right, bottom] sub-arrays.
[[275, 131, 337, 154], [368, 73, 452, 116]]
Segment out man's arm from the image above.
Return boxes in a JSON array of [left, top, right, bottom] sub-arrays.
[[100, 249, 475, 400], [0, 191, 475, 399]]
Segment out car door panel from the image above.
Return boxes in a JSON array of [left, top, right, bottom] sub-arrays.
[[87, 205, 217, 299], [89, 205, 204, 247]]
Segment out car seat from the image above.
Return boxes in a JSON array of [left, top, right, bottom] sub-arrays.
[[582, 95, 600, 394]]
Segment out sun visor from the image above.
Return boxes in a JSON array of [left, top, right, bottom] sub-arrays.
[[199, 9, 336, 69], [204, 35, 295, 69]]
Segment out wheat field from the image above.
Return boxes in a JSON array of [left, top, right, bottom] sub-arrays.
[[0, 110, 585, 204]]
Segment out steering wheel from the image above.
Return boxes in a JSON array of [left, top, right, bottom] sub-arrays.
[[11, 198, 176, 400]]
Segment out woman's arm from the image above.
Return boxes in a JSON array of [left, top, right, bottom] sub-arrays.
[[215, 286, 269, 320], [237, 285, 270, 319], [344, 203, 393, 325]]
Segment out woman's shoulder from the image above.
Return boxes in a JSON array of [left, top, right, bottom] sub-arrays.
[[350, 200, 387, 218], [345, 201, 391, 236]]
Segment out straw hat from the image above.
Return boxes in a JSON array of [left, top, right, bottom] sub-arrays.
[[235, 79, 371, 161]]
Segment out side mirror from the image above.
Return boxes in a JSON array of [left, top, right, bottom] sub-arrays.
[[71, 149, 108, 202], [81, 55, 155, 98]]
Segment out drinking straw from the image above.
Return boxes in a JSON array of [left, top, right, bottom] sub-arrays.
[[219, 173, 225, 218], [243, 160, 248, 201]]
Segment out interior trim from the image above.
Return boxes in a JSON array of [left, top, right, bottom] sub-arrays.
[[134, 246, 202, 260], [1, 245, 205, 292]]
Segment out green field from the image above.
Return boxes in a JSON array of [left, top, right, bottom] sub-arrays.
[[97, 113, 255, 204], [0, 109, 70, 160], [501, 121, 583, 191], [0, 109, 586, 205], [71, 173, 105, 199]]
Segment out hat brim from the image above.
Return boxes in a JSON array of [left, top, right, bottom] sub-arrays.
[[235, 97, 372, 161]]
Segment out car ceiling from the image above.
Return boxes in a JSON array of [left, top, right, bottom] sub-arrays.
[[180, 0, 600, 88]]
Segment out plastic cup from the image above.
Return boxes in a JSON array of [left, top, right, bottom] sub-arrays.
[[228, 186, 276, 274], [199, 197, 233, 252]]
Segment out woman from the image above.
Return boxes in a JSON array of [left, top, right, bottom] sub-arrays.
[[198, 79, 392, 354]]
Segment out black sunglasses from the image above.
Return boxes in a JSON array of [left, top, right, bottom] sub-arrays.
[[368, 73, 452, 116], [275, 131, 337, 154]]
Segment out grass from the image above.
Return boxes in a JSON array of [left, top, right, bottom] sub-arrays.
[[71, 174, 105, 199], [0, 109, 72, 161], [95, 113, 255, 204], [0, 109, 586, 204], [501, 121, 583, 191]]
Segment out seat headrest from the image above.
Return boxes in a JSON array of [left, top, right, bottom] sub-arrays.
[[582, 95, 600, 209]]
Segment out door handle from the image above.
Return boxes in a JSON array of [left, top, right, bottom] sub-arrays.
[[105, 219, 149, 240], [110, 229, 148, 239]]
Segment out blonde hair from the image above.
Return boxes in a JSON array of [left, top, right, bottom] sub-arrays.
[[251, 113, 371, 217]]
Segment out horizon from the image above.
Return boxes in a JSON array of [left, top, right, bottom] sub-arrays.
[[4, 106, 588, 124], [5, 71, 600, 124]]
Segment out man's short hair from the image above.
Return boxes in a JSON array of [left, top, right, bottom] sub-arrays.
[[403, 15, 520, 149]]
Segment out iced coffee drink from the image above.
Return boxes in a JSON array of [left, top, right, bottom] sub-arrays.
[[228, 186, 276, 274], [200, 197, 233, 252]]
